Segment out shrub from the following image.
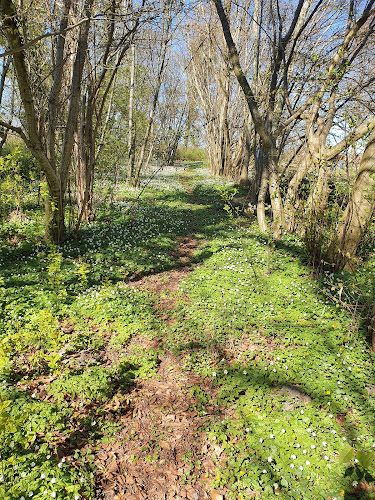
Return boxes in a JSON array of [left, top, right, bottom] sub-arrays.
[[175, 146, 207, 162]]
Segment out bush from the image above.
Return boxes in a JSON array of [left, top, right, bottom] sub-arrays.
[[175, 146, 207, 162], [0, 142, 39, 220]]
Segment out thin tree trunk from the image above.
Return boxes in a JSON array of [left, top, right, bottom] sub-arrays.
[[257, 157, 268, 233], [238, 125, 251, 186], [127, 43, 136, 184], [45, 184, 66, 243], [131, 30, 169, 187]]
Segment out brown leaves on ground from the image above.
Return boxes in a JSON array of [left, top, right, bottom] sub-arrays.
[[92, 235, 226, 499], [21, 230, 229, 498], [95, 353, 224, 500]]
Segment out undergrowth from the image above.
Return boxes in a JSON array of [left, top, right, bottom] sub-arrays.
[[0, 163, 374, 499]]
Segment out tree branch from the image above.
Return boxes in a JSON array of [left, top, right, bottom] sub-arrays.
[[0, 16, 95, 58], [325, 115, 375, 161], [0, 118, 26, 140]]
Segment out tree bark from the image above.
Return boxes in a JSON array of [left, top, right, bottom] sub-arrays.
[[325, 127, 375, 271], [212, 0, 284, 236], [127, 43, 136, 184], [257, 163, 269, 233]]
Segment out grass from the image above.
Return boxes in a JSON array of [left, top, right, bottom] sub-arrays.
[[0, 162, 374, 499]]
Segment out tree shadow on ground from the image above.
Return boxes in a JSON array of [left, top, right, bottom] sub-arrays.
[[0, 182, 232, 306]]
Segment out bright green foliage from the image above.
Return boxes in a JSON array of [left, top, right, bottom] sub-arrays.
[[0, 397, 17, 434], [0, 148, 26, 220], [48, 366, 114, 404], [75, 260, 90, 288], [175, 148, 207, 161], [0, 163, 374, 499], [2, 308, 64, 373], [0, 384, 93, 499], [0, 144, 39, 223], [46, 249, 67, 306]]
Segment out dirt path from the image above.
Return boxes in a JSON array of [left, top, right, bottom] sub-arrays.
[[94, 208, 227, 499], [95, 351, 220, 500]]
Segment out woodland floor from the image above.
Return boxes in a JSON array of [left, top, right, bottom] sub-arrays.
[[80, 185, 229, 500], [96, 252, 223, 500], [1, 163, 375, 500]]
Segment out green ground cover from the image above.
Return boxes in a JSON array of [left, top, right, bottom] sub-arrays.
[[0, 163, 374, 499]]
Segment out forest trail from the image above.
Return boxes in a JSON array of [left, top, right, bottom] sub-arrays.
[[94, 176, 227, 500], [2, 164, 374, 500]]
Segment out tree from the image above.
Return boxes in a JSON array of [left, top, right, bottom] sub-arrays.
[[284, 0, 375, 226], [211, 0, 375, 238], [0, 55, 11, 152], [0, 0, 156, 241], [73, 2, 142, 229], [186, 4, 253, 183], [129, 3, 176, 186], [325, 127, 375, 271], [0, 0, 93, 242], [212, 0, 313, 236]]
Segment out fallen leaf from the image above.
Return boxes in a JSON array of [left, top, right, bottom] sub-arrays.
[[107, 461, 118, 473], [210, 490, 224, 500]]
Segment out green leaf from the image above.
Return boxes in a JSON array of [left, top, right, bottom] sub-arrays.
[[0, 399, 11, 410], [7, 422, 17, 433], [338, 445, 354, 464], [356, 450, 374, 470], [264, 485, 273, 495], [281, 479, 288, 487]]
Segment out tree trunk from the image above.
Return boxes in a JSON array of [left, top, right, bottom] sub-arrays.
[[219, 84, 232, 178], [44, 184, 66, 243], [213, 0, 284, 237], [131, 42, 167, 185], [306, 163, 331, 216], [127, 43, 136, 184], [75, 84, 95, 225], [257, 158, 268, 233], [325, 127, 375, 271], [268, 152, 284, 238], [233, 120, 251, 185], [251, 132, 261, 205], [284, 153, 310, 231], [238, 136, 250, 186]]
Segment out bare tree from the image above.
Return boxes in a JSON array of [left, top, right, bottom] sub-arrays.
[[0, 0, 93, 242], [212, 0, 314, 236], [128, 0, 183, 186], [211, 0, 375, 238], [186, 4, 251, 183]]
